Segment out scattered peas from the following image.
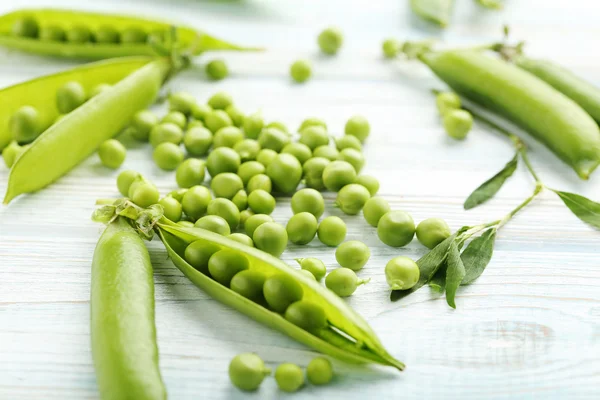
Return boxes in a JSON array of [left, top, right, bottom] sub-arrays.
[[312, 145, 339, 161], [284, 301, 326, 332], [244, 214, 273, 237], [187, 119, 204, 130], [291, 188, 325, 218], [149, 122, 183, 147], [265, 121, 289, 134], [339, 148, 365, 173], [286, 212, 318, 245], [232, 189, 248, 211], [94, 25, 119, 44], [382, 38, 401, 58], [182, 185, 212, 221], [229, 353, 270, 392], [159, 196, 183, 222], [335, 135, 362, 151], [234, 139, 261, 162], [335, 240, 370, 271], [206, 59, 229, 80], [243, 112, 264, 140], [56, 81, 86, 114], [299, 126, 329, 150], [263, 274, 303, 312], [296, 258, 327, 281], [130, 110, 158, 141], [266, 154, 302, 194], [306, 357, 333, 385], [436, 92, 461, 115], [213, 126, 244, 148], [195, 215, 232, 236], [184, 126, 213, 156], [325, 268, 370, 297], [227, 233, 254, 248], [185, 240, 220, 274], [230, 270, 266, 302], [176, 159, 206, 188], [336, 183, 371, 215], [274, 363, 304, 393], [302, 157, 331, 190], [290, 59, 312, 83], [253, 222, 288, 257], [40, 25, 66, 42], [205, 109, 233, 133], [206, 147, 241, 177], [208, 92, 233, 110], [237, 161, 266, 186], [317, 216, 347, 247], [10, 105, 41, 143], [258, 128, 291, 152], [363, 196, 391, 227], [318, 26, 343, 55], [385, 256, 420, 290], [299, 117, 327, 132], [247, 174, 272, 193], [225, 105, 245, 127], [443, 109, 473, 140], [116, 170, 140, 197], [345, 115, 370, 143], [355, 175, 380, 196], [207, 198, 241, 230], [153, 142, 184, 171], [256, 148, 278, 167], [281, 142, 312, 165], [191, 103, 212, 121], [248, 189, 276, 215], [240, 209, 255, 225], [130, 183, 159, 208], [169, 91, 196, 115], [162, 111, 187, 129], [98, 139, 126, 169], [66, 25, 92, 43], [377, 211, 415, 247], [416, 218, 451, 249], [211, 172, 244, 199], [12, 16, 39, 38], [322, 160, 357, 191]]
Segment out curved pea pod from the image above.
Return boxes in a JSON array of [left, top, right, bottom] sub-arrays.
[[410, 0, 455, 28], [92, 217, 166, 400], [420, 50, 600, 180], [3, 58, 170, 204], [155, 218, 404, 371], [0, 8, 257, 60]]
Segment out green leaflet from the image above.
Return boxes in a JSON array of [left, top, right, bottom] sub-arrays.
[[475, 0, 503, 9], [462, 228, 497, 284], [552, 190, 600, 229], [410, 0, 455, 28], [428, 266, 446, 293], [445, 242, 465, 309], [464, 153, 518, 210]]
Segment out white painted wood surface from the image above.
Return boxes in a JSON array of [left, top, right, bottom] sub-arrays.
[[1, 0, 600, 398]]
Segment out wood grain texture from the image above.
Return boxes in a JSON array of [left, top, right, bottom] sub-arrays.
[[1, 0, 600, 399]]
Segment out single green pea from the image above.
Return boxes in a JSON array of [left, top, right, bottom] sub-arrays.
[[10, 105, 41, 143], [153, 142, 184, 171], [265, 121, 289, 134], [291, 188, 325, 218], [317, 216, 346, 247], [416, 218, 451, 249], [256, 149, 278, 168], [339, 148, 365, 173], [39, 25, 66, 42], [344, 115, 370, 143], [306, 357, 333, 385], [240, 209, 255, 225], [206, 59, 229, 80], [225, 105, 245, 127], [243, 112, 264, 140], [169, 91, 196, 115], [436, 92, 462, 115], [318, 26, 343, 55], [228, 353, 271, 392], [335, 135, 362, 151], [299, 126, 329, 150], [98, 139, 126, 169], [290, 59, 312, 83], [355, 175, 380, 196], [247, 189, 276, 215], [286, 212, 318, 245], [253, 222, 288, 257], [149, 122, 183, 147], [237, 161, 266, 186], [302, 157, 331, 190], [213, 126, 244, 149], [206, 147, 241, 177], [195, 215, 232, 236], [130, 183, 159, 208], [211, 172, 244, 199], [129, 110, 158, 141], [312, 145, 339, 161], [181, 185, 212, 221], [325, 268, 370, 297], [187, 119, 204, 130], [94, 25, 119, 43], [159, 196, 183, 222], [298, 117, 327, 132], [227, 233, 254, 248], [363, 196, 390, 227], [299, 269, 317, 280], [443, 109, 473, 140], [285, 301, 327, 333], [2, 141, 25, 168], [12, 16, 39, 38], [168, 188, 188, 202], [244, 214, 273, 237], [177, 220, 194, 228], [207, 198, 241, 230], [66, 25, 92, 43], [127, 175, 149, 199], [266, 154, 302, 194], [121, 27, 147, 44], [247, 174, 272, 194], [336, 183, 371, 215], [176, 158, 206, 188], [116, 170, 140, 197], [230, 270, 265, 302], [184, 126, 213, 156], [263, 274, 303, 313], [335, 240, 370, 271], [162, 111, 187, 130], [232, 189, 248, 211], [89, 83, 112, 98], [258, 128, 291, 152], [205, 109, 233, 133], [208, 92, 233, 110], [382, 38, 400, 58], [281, 142, 312, 165], [184, 240, 220, 274], [322, 160, 357, 191], [295, 258, 326, 281], [377, 210, 415, 247], [385, 256, 420, 290], [208, 249, 248, 286], [191, 103, 212, 121], [56, 81, 86, 114], [274, 363, 304, 393]]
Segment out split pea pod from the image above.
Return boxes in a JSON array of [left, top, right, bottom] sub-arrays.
[[420, 50, 600, 179], [92, 217, 166, 400], [0, 8, 255, 60], [3, 57, 171, 204]]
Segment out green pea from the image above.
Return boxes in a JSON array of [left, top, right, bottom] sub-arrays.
[[162, 111, 187, 130], [385, 256, 420, 290], [208, 92, 233, 110], [208, 249, 248, 285], [299, 269, 316, 280], [130, 183, 159, 208], [436, 92, 461, 115], [191, 103, 212, 121], [40, 24, 66, 42], [335, 241, 370, 271], [291, 188, 324, 218], [363, 196, 391, 227], [416, 218, 451, 249], [253, 222, 288, 257], [168, 188, 188, 202], [244, 214, 273, 237], [66, 25, 92, 43], [207, 198, 241, 230], [281, 142, 312, 165], [184, 240, 220, 274], [443, 109, 473, 140], [355, 175, 380, 196], [317, 216, 346, 247], [290, 59, 312, 83], [204, 59, 229, 80], [195, 215, 231, 236], [2, 141, 26, 168], [168, 91, 196, 115], [256, 149, 278, 167], [56, 81, 86, 114], [232, 190, 248, 211], [247, 174, 272, 194], [227, 233, 254, 248], [306, 357, 333, 385], [187, 119, 204, 130], [296, 258, 326, 281], [240, 209, 255, 226], [153, 142, 184, 171], [177, 220, 194, 228], [266, 154, 302, 194], [284, 301, 327, 333], [94, 25, 120, 43], [10, 105, 41, 143], [89, 83, 112, 98], [299, 126, 329, 150], [211, 172, 244, 199], [243, 112, 264, 140], [205, 109, 233, 133], [184, 126, 213, 156], [228, 353, 271, 392], [344, 115, 370, 143], [298, 117, 327, 132], [121, 27, 147, 44], [377, 211, 415, 247], [302, 157, 331, 190], [325, 268, 370, 297], [130, 110, 158, 141], [336, 183, 370, 215], [159, 196, 183, 222], [266, 121, 289, 134], [339, 148, 365, 173], [322, 160, 357, 192], [12, 16, 39, 38], [382, 38, 400, 58], [318, 26, 343, 55], [176, 159, 206, 188], [335, 135, 362, 151], [206, 147, 241, 177], [312, 145, 339, 161], [98, 139, 126, 169], [258, 128, 290, 152], [247, 189, 276, 215], [213, 126, 244, 149], [225, 105, 245, 127], [286, 212, 318, 245], [230, 270, 265, 301], [263, 274, 303, 313], [237, 161, 266, 186], [149, 122, 183, 147], [116, 170, 140, 197], [127, 175, 148, 198], [182, 185, 212, 221]]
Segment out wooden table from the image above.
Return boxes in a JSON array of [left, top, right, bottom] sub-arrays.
[[1, 0, 599, 398]]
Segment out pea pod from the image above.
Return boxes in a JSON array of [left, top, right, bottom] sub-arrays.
[[92, 217, 166, 400], [3, 57, 170, 204], [419, 50, 600, 179], [410, 0, 455, 28], [0, 8, 256, 60]]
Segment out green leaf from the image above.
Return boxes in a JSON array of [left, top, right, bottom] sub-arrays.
[[428, 266, 446, 293], [475, 0, 503, 10], [553, 190, 600, 229], [445, 242, 465, 309], [461, 229, 497, 284], [464, 154, 518, 210]]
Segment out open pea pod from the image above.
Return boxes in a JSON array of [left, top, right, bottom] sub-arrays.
[[0, 8, 257, 60], [156, 219, 404, 370]]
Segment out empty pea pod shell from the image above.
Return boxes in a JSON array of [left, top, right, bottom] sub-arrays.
[[410, 0, 455, 28], [3, 57, 170, 204], [420, 50, 600, 179], [0, 8, 258, 60]]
